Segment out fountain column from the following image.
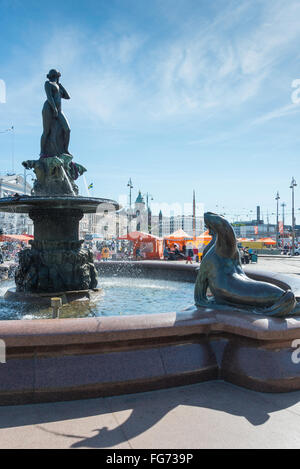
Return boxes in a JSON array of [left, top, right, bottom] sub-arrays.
[[15, 206, 98, 293]]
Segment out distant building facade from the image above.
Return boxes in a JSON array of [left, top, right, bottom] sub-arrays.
[[0, 173, 33, 235], [80, 190, 205, 240], [151, 214, 204, 238], [232, 222, 276, 238]]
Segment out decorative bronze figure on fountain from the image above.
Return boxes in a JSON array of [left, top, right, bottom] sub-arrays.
[[41, 69, 71, 157], [23, 69, 86, 196], [195, 212, 299, 317], [0, 69, 119, 297]]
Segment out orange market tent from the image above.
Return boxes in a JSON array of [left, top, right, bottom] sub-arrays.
[[195, 230, 212, 249], [118, 231, 153, 241], [0, 234, 32, 243], [118, 231, 163, 260], [237, 237, 255, 242], [165, 229, 193, 241], [257, 237, 276, 245], [197, 230, 212, 242], [164, 229, 193, 249]]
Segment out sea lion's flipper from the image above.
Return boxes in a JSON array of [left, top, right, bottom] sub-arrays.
[[194, 269, 210, 306], [291, 301, 300, 315], [254, 290, 296, 317], [202, 230, 217, 260]]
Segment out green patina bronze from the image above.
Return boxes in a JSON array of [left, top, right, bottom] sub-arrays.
[[23, 154, 86, 196], [22, 69, 86, 196], [1, 69, 115, 295], [195, 212, 300, 317]]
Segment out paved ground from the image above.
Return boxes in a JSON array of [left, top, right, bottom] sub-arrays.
[[172, 255, 300, 277], [245, 255, 300, 277], [1, 381, 300, 449], [0, 256, 299, 449]]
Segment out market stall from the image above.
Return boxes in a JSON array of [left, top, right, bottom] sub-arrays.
[[194, 230, 213, 260], [119, 231, 163, 260], [0, 234, 33, 244], [257, 237, 276, 245], [164, 229, 193, 250]]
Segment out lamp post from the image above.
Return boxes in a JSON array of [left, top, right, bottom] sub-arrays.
[[275, 191, 280, 248], [127, 178, 133, 235], [13, 170, 34, 196], [143, 193, 154, 234], [144, 192, 153, 211], [281, 202, 286, 242], [290, 177, 297, 256], [22, 168, 34, 195], [127, 178, 133, 209]]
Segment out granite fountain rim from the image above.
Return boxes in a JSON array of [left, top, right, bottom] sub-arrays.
[[0, 261, 300, 401], [0, 261, 300, 346], [0, 195, 120, 214]]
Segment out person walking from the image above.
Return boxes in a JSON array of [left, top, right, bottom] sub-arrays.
[[193, 245, 199, 262], [101, 246, 110, 262], [95, 250, 102, 262], [186, 242, 194, 264], [163, 245, 169, 260], [135, 247, 141, 260]]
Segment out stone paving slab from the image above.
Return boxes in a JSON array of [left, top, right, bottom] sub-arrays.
[[0, 396, 131, 449], [0, 381, 300, 448], [245, 256, 300, 276], [170, 256, 300, 276]]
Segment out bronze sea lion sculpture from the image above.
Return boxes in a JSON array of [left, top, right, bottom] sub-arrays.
[[195, 212, 298, 317]]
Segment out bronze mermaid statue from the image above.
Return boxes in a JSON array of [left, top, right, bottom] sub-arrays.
[[22, 69, 86, 196], [40, 68, 71, 158]]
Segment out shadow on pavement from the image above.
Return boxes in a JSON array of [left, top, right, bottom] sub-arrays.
[[0, 380, 300, 448]]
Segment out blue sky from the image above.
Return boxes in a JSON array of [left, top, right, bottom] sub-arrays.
[[0, 0, 299, 223]]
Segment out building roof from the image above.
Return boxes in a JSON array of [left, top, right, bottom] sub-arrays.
[[164, 229, 193, 240], [135, 191, 145, 204]]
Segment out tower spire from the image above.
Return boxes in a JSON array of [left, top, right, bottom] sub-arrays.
[[193, 190, 196, 240]]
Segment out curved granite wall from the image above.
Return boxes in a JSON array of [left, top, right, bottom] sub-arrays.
[[0, 261, 299, 405]]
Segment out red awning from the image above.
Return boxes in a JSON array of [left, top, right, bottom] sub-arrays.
[[257, 237, 276, 245], [0, 234, 32, 243], [118, 231, 161, 241]]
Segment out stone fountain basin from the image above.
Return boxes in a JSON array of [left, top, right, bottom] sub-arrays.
[[0, 261, 300, 405], [0, 195, 119, 214]]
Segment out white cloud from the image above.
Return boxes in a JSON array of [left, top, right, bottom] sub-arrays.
[[3, 0, 300, 132], [252, 103, 300, 126]]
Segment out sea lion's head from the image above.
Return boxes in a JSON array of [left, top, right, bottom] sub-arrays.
[[204, 212, 226, 231], [204, 212, 238, 259]]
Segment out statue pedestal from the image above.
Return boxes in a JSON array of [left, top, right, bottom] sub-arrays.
[[16, 239, 98, 293], [17, 207, 97, 293], [0, 195, 119, 294]]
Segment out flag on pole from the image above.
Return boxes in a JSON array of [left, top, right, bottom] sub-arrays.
[[279, 221, 284, 235], [88, 183, 93, 190]]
